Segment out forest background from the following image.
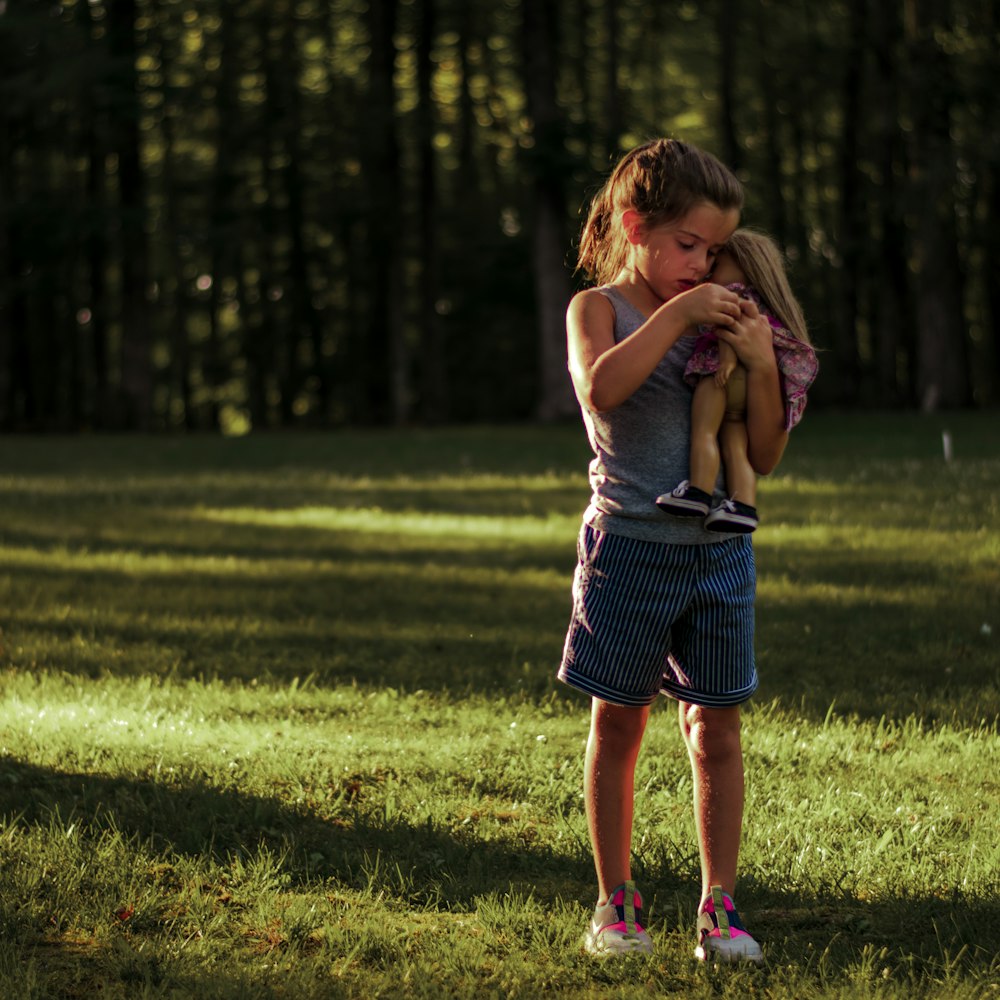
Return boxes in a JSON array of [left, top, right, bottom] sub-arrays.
[[2, 0, 998, 434]]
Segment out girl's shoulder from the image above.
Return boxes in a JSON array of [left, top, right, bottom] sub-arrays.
[[571, 283, 616, 303], [583, 283, 651, 320], [568, 285, 618, 325], [567, 286, 622, 352]]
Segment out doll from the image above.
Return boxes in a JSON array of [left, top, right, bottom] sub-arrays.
[[655, 229, 818, 532]]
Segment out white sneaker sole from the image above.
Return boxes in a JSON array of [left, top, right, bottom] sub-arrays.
[[704, 512, 757, 533], [584, 928, 654, 956], [695, 936, 763, 964], [656, 497, 710, 516]]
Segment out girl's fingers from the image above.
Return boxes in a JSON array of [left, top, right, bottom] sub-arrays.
[[716, 302, 742, 326]]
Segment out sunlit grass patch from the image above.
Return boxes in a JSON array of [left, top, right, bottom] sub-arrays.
[[1, 668, 997, 998], [0, 416, 998, 997], [193, 503, 579, 543], [741, 706, 1000, 896], [757, 520, 999, 561]]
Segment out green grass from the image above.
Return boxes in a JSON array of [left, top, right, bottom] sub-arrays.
[[0, 412, 998, 998]]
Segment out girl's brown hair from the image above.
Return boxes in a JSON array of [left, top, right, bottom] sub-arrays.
[[722, 229, 811, 345], [577, 139, 744, 285]]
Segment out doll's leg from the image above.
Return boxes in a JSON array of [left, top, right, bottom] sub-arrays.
[[718, 367, 755, 505], [704, 366, 758, 533], [689, 376, 727, 495], [705, 418, 759, 532], [719, 418, 756, 507]]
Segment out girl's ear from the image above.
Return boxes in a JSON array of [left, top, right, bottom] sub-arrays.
[[621, 209, 644, 246]]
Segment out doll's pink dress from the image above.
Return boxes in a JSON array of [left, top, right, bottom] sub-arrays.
[[686, 282, 819, 430]]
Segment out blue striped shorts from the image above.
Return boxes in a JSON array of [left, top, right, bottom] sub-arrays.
[[558, 523, 757, 708]]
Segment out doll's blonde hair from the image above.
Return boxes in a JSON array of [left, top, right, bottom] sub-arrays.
[[722, 229, 811, 345]]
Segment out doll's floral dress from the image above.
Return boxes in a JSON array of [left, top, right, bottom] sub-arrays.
[[686, 282, 819, 431]]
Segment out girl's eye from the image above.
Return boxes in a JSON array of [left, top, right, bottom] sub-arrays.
[[679, 242, 695, 251]]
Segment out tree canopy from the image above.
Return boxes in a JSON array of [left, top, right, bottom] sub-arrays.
[[1, 0, 997, 431]]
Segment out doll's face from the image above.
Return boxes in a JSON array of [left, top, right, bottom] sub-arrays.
[[711, 251, 746, 287]]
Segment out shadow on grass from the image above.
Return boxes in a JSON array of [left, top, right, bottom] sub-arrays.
[[0, 756, 597, 907], [0, 521, 578, 573], [2, 419, 998, 726], [1, 756, 996, 990], [6, 535, 998, 725]]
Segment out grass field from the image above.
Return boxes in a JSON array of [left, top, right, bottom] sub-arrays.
[[0, 412, 998, 998]]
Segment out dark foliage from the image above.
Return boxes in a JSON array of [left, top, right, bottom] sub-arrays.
[[1, 0, 997, 430]]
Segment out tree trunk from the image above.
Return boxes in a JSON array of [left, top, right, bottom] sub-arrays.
[[522, 0, 576, 422], [716, 0, 741, 173], [832, 0, 866, 403], [274, 13, 329, 422], [76, 0, 112, 427], [0, 69, 14, 427], [904, 0, 971, 410], [604, 0, 623, 164], [753, 13, 787, 248], [202, 0, 251, 430], [871, 1, 913, 406], [364, 0, 408, 424], [416, 0, 447, 422], [108, 0, 152, 428], [985, 171, 1000, 405], [155, 15, 195, 429], [978, 2, 1000, 404]]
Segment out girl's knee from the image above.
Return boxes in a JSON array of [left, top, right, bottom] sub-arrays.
[[591, 699, 649, 752], [680, 703, 742, 762]]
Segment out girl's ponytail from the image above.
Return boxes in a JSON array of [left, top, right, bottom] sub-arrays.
[[578, 189, 621, 285], [576, 139, 743, 286]]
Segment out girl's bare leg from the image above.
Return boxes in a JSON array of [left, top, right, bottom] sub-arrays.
[[689, 377, 727, 494], [585, 698, 650, 902], [719, 419, 756, 506], [679, 701, 745, 901]]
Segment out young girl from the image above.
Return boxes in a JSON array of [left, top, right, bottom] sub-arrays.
[[559, 139, 788, 963], [655, 229, 818, 533]]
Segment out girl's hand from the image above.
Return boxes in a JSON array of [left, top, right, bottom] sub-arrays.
[[715, 298, 776, 373], [667, 283, 742, 332]]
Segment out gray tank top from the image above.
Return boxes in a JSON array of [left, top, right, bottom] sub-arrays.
[[579, 286, 733, 544]]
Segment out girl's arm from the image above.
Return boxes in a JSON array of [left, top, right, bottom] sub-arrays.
[[716, 302, 788, 474], [568, 284, 741, 413]]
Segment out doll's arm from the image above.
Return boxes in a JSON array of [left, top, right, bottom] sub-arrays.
[[715, 300, 788, 474], [714, 339, 739, 388]]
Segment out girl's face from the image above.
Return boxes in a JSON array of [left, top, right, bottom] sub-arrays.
[[624, 201, 739, 303]]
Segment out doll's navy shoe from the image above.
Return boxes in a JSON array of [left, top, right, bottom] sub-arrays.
[[656, 480, 712, 517], [705, 498, 758, 533]]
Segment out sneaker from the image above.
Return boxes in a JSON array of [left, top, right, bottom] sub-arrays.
[[704, 498, 758, 534], [656, 481, 712, 517], [583, 880, 653, 956], [694, 885, 763, 964]]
